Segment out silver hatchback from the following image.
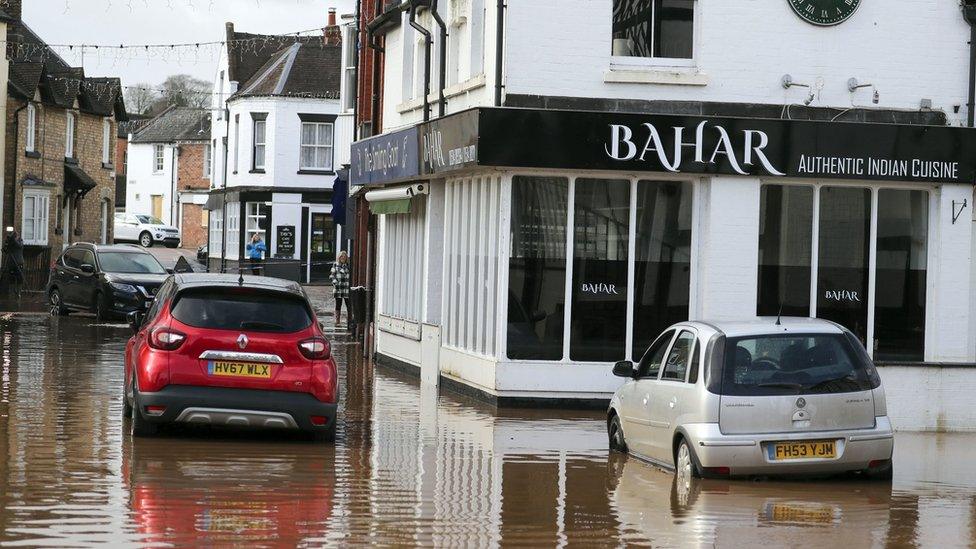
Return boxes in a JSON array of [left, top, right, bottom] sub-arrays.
[[607, 318, 894, 480]]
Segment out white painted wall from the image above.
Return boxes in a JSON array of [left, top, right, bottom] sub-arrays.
[[125, 141, 176, 225], [927, 184, 974, 362], [881, 365, 976, 432], [505, 0, 972, 125], [269, 192, 304, 260]]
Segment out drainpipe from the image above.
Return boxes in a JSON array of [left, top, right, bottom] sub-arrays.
[[221, 104, 230, 274], [494, 0, 505, 106], [366, 0, 385, 136], [964, 2, 976, 126], [430, 0, 448, 118], [7, 103, 28, 227], [353, 0, 361, 141], [409, 1, 433, 122]]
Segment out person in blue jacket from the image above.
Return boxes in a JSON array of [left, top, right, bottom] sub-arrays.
[[245, 233, 266, 275]]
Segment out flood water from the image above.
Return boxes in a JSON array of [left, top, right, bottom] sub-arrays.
[[2, 313, 976, 547]]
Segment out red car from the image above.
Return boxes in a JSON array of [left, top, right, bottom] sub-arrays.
[[123, 273, 338, 441]]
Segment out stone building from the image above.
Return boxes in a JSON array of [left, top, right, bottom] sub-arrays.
[[2, 3, 126, 289]]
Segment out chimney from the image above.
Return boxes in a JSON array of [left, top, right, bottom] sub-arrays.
[[324, 7, 342, 46], [4, 0, 22, 20]]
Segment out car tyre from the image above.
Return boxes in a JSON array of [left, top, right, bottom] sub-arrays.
[[94, 291, 112, 321], [122, 382, 133, 418], [608, 413, 628, 453], [863, 460, 894, 481], [675, 438, 702, 480], [49, 288, 69, 316], [130, 381, 159, 437], [139, 231, 154, 248]]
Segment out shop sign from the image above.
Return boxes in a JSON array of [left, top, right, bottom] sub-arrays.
[[350, 126, 420, 186], [421, 109, 480, 176], [476, 108, 976, 185], [276, 225, 296, 257]]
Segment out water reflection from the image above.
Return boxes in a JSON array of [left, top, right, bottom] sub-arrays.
[[0, 314, 976, 547]]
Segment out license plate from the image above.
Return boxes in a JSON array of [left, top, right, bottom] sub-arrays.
[[208, 361, 272, 379], [763, 502, 838, 524], [769, 440, 836, 460]]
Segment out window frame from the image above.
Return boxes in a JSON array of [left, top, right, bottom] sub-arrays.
[[637, 329, 677, 379], [342, 25, 358, 112], [660, 329, 696, 382], [65, 111, 76, 159], [203, 142, 212, 179], [299, 121, 335, 172], [102, 118, 112, 165], [610, 0, 699, 69], [21, 190, 50, 246], [25, 103, 36, 153], [153, 144, 165, 173], [251, 113, 268, 172]]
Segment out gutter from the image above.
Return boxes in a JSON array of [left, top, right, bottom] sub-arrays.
[[495, 0, 505, 106], [409, 1, 433, 122]]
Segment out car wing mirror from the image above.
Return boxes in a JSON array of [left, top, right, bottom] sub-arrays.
[[127, 311, 144, 334], [613, 360, 636, 378], [80, 264, 96, 275]]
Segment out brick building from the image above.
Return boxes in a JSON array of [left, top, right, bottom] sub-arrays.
[[2, 2, 127, 290], [126, 106, 211, 249]]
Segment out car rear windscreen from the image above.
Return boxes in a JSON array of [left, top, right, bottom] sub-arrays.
[[171, 288, 313, 333], [721, 334, 876, 396]]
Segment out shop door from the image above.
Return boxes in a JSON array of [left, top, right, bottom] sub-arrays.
[[151, 195, 163, 220], [309, 213, 335, 283]]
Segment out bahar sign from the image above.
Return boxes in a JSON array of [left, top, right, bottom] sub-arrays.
[[475, 108, 976, 184]]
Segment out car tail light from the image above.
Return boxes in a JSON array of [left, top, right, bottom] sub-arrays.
[[310, 415, 328, 426], [299, 337, 330, 360], [149, 327, 186, 351]]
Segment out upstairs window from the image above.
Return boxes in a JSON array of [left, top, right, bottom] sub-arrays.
[[300, 120, 334, 172], [343, 25, 357, 112], [65, 111, 76, 158], [26, 104, 36, 152], [611, 0, 695, 60], [251, 114, 267, 171], [153, 144, 165, 172], [102, 119, 112, 165], [203, 142, 212, 178]]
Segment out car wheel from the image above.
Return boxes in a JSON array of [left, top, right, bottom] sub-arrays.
[[130, 381, 159, 437], [675, 438, 701, 480], [122, 381, 133, 418], [94, 291, 111, 321], [49, 288, 69, 316], [139, 232, 153, 248], [608, 413, 627, 453]]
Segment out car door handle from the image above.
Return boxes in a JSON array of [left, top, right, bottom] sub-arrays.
[[669, 397, 677, 409]]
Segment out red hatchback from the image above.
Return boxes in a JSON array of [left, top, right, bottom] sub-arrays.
[[123, 274, 338, 441]]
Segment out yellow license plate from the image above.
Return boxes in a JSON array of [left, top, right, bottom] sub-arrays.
[[764, 503, 838, 524], [770, 440, 836, 460], [208, 361, 272, 378]]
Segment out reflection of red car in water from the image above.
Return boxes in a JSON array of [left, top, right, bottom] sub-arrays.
[[122, 438, 336, 545]]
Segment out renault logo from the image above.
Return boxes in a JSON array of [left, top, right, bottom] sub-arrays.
[[796, 397, 807, 409], [237, 334, 249, 349]]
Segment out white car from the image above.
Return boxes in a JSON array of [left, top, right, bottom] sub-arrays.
[[608, 318, 894, 480], [114, 213, 181, 248]]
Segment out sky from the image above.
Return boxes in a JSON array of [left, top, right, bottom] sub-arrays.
[[22, 0, 357, 87]]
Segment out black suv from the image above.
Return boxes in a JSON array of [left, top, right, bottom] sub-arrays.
[[47, 243, 171, 319]]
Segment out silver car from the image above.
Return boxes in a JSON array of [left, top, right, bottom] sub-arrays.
[[607, 318, 894, 480]]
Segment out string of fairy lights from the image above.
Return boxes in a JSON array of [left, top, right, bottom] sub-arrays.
[[0, 0, 347, 102]]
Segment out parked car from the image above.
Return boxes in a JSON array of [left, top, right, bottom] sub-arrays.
[[196, 244, 208, 262], [123, 273, 338, 441], [115, 213, 181, 248], [47, 243, 171, 320], [607, 318, 894, 480]]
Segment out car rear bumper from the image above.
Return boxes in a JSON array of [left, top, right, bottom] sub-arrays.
[[137, 385, 337, 432], [157, 236, 181, 247], [683, 416, 894, 476]]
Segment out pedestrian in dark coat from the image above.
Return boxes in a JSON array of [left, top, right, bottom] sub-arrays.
[[2, 228, 25, 295], [330, 251, 351, 326]]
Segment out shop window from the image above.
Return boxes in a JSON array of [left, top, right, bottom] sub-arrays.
[[570, 178, 631, 362], [874, 190, 928, 361], [632, 180, 692, 361], [380, 199, 426, 323], [226, 202, 240, 260], [300, 122, 334, 171], [209, 209, 223, 257], [245, 202, 269, 246], [817, 187, 871, 344], [507, 176, 568, 360], [757, 185, 813, 317], [611, 0, 695, 60], [22, 191, 50, 245]]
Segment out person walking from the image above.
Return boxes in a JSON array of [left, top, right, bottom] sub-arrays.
[[245, 233, 266, 275], [330, 251, 351, 327], [2, 228, 25, 299]]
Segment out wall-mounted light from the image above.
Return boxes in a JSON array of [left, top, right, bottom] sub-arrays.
[[782, 74, 816, 105], [848, 78, 880, 104]]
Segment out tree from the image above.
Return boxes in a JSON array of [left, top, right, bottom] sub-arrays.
[[124, 84, 158, 115], [158, 74, 212, 109]]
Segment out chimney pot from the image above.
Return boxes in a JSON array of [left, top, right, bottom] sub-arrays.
[[328, 8, 337, 27]]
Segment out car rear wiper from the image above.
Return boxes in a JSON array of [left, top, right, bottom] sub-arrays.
[[805, 374, 861, 392], [240, 321, 284, 331]]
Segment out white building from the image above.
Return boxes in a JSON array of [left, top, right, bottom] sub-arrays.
[[353, 1, 976, 431], [125, 107, 210, 226], [206, 13, 353, 283]]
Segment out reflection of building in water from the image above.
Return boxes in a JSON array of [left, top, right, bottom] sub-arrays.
[[366, 370, 619, 546]]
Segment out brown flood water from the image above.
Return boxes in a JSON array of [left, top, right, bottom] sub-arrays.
[[2, 314, 976, 547]]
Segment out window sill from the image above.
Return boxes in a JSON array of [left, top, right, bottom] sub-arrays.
[[249, 169, 266, 174], [297, 169, 335, 176], [604, 67, 709, 86], [102, 162, 114, 170], [397, 73, 487, 114], [25, 150, 40, 159], [64, 157, 78, 165]]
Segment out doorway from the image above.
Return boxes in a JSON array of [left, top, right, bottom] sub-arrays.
[[151, 195, 163, 220], [309, 212, 335, 283]]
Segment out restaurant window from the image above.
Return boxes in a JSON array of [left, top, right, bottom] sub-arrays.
[[611, 0, 695, 60], [757, 185, 929, 359], [632, 180, 692, 360], [570, 178, 631, 362], [874, 190, 927, 361], [507, 176, 568, 360], [757, 185, 813, 317]]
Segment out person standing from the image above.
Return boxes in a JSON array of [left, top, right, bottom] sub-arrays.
[[2, 228, 25, 298], [330, 251, 351, 326], [245, 233, 266, 275]]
